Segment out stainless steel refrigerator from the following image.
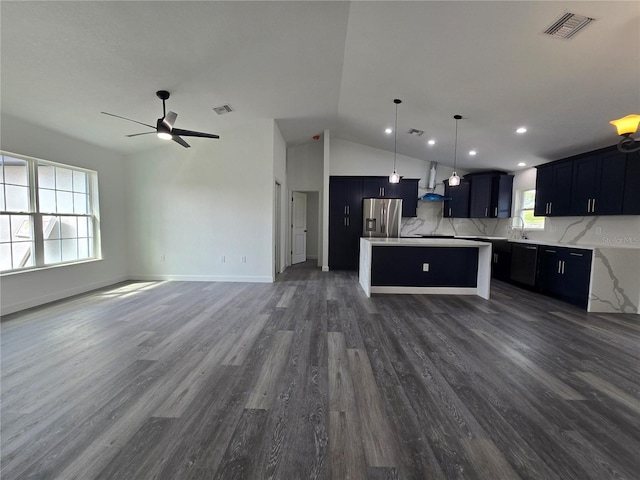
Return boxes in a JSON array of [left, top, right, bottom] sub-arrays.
[[362, 198, 402, 237]]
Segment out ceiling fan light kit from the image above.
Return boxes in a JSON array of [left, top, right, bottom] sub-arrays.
[[101, 90, 220, 148]]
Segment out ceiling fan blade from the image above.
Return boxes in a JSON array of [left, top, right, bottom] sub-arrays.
[[172, 135, 191, 148], [126, 131, 156, 137], [171, 128, 220, 139], [101, 112, 155, 129], [162, 111, 177, 130]]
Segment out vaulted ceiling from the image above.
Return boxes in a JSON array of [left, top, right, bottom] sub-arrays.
[[2, 1, 638, 172]]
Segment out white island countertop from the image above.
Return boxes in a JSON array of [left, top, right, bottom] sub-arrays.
[[364, 237, 491, 247]]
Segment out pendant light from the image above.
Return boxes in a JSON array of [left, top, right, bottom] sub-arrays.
[[389, 99, 402, 184], [448, 115, 462, 187]]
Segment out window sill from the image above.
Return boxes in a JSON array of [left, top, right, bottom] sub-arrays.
[[1, 257, 103, 277]]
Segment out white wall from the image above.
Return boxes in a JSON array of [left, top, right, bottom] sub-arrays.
[[1, 114, 128, 315], [273, 123, 288, 275], [126, 120, 277, 282], [328, 136, 464, 189]]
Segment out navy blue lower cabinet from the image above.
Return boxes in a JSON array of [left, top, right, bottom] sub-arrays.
[[371, 246, 478, 287]]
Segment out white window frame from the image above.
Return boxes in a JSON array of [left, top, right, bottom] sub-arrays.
[[512, 188, 545, 231], [1, 151, 101, 274]]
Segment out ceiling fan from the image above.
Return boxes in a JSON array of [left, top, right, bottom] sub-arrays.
[[101, 90, 219, 148]]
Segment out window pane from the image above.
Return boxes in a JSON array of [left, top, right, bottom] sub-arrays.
[[523, 209, 545, 229], [56, 191, 73, 213], [3, 158, 28, 185], [11, 215, 32, 241], [78, 237, 89, 259], [61, 239, 78, 262], [74, 193, 88, 214], [43, 215, 60, 239], [77, 216, 88, 237], [73, 171, 87, 193], [522, 190, 536, 209], [39, 188, 56, 213], [44, 239, 61, 264], [38, 164, 56, 189], [56, 167, 73, 191], [5, 185, 29, 212], [13, 241, 34, 268], [60, 216, 78, 238], [0, 189, 5, 211], [0, 243, 11, 270], [0, 216, 9, 242]]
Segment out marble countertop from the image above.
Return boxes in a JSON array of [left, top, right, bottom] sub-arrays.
[[450, 235, 640, 251], [361, 237, 490, 247]]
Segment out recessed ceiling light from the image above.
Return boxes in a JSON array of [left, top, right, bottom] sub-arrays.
[[469, 150, 477, 156], [428, 139, 435, 145], [516, 127, 527, 134], [517, 162, 526, 167], [385, 128, 392, 134]]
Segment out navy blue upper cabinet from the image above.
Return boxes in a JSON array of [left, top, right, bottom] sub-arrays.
[[536, 144, 637, 217], [469, 174, 493, 218], [534, 160, 573, 216], [444, 179, 470, 218], [623, 151, 640, 215], [570, 146, 626, 216], [468, 173, 513, 218]]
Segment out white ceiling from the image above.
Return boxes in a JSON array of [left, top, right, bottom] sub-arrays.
[[2, 1, 639, 172]]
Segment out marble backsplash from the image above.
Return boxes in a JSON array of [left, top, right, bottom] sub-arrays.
[[401, 201, 510, 237], [403, 200, 640, 248]]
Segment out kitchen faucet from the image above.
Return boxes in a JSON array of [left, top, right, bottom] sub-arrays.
[[509, 216, 526, 239]]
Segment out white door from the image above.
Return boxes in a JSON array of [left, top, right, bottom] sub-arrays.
[[291, 192, 307, 264]]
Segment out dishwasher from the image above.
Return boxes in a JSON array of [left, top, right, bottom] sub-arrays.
[[509, 243, 538, 287]]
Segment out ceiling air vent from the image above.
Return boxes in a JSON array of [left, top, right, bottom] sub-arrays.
[[213, 104, 233, 115], [408, 128, 424, 137], [543, 12, 595, 39]]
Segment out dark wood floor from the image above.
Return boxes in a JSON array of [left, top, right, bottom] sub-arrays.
[[2, 262, 640, 479]]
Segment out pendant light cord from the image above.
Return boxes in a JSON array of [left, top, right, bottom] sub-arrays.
[[393, 102, 398, 172], [453, 116, 458, 171]]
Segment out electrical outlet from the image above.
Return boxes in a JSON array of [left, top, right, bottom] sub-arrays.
[[241, 256, 247, 263], [596, 226, 602, 235], [220, 255, 225, 263], [422, 263, 430, 272]]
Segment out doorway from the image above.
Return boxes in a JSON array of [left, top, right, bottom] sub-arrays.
[[291, 191, 307, 265]]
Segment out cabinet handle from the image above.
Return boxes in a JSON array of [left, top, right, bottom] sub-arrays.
[[545, 249, 556, 253], [383, 187, 385, 196], [570, 252, 583, 257], [494, 207, 498, 217], [344, 206, 347, 215], [485, 207, 488, 216], [561, 260, 565, 274], [587, 199, 591, 213], [449, 207, 452, 216], [549, 202, 552, 214], [558, 260, 562, 274], [347, 217, 350, 227], [347, 205, 350, 214], [344, 217, 347, 226], [592, 198, 596, 212]]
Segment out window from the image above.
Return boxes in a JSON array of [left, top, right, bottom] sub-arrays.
[[1, 152, 100, 273], [513, 189, 545, 230]]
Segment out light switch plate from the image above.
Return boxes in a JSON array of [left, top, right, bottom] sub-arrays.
[[422, 263, 429, 272]]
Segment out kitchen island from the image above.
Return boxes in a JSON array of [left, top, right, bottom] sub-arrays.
[[359, 237, 492, 299]]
